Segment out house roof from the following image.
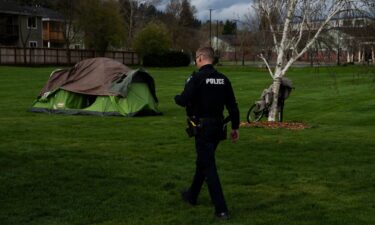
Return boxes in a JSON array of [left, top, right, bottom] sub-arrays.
[[332, 8, 375, 21], [38, 7, 64, 21], [0, 0, 64, 21], [340, 26, 375, 42], [290, 8, 375, 24], [0, 0, 39, 16]]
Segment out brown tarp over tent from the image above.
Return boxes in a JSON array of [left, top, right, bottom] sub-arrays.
[[39, 57, 131, 96], [31, 57, 160, 116]]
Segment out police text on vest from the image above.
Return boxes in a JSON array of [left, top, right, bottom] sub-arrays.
[[206, 78, 224, 85]]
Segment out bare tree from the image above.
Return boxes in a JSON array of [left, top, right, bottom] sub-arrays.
[[76, 0, 127, 54], [54, 0, 80, 64], [163, 0, 200, 52], [254, 0, 365, 121], [19, 7, 38, 64], [120, 0, 161, 49], [233, 20, 252, 66], [120, 0, 139, 49]]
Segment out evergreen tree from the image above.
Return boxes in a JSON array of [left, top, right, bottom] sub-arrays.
[[179, 0, 195, 27], [222, 20, 237, 35]]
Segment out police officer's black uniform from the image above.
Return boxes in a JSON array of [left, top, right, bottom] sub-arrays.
[[175, 64, 240, 216]]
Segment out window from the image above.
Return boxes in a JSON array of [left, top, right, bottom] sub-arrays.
[[27, 17, 37, 29], [355, 19, 364, 27], [343, 20, 352, 27], [29, 41, 37, 48], [51, 22, 63, 32]]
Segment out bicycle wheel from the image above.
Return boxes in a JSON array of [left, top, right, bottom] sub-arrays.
[[246, 104, 264, 123]]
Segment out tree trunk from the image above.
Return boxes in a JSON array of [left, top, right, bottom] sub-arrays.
[[347, 51, 350, 63], [23, 47, 27, 64], [128, 1, 134, 48], [268, 76, 281, 122], [66, 46, 71, 65], [358, 50, 361, 63]]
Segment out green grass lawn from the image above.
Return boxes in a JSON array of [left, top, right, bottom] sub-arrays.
[[1, 65, 375, 225]]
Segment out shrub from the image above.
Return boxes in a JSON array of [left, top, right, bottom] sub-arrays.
[[143, 51, 191, 67], [133, 22, 171, 58]]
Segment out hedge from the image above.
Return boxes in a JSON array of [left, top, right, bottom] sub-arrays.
[[143, 51, 191, 67]]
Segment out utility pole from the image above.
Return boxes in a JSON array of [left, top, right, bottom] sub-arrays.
[[216, 20, 219, 54], [233, 19, 238, 64], [337, 19, 341, 65], [209, 9, 213, 47]]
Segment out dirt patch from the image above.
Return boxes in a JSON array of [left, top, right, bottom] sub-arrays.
[[240, 121, 310, 130]]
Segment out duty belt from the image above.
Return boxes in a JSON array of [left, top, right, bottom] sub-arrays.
[[190, 116, 231, 125]]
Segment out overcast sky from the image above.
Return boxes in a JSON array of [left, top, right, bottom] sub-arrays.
[[191, 0, 252, 21], [158, 0, 253, 22]]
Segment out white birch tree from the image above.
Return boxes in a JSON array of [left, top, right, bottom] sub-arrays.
[[254, 0, 363, 121]]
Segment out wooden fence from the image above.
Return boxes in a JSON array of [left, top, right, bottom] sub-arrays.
[[0, 47, 140, 65]]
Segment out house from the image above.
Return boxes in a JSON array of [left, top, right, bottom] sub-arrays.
[[330, 11, 375, 64], [39, 7, 65, 48], [293, 9, 375, 64], [0, 0, 66, 48], [211, 35, 240, 61], [0, 0, 43, 48]]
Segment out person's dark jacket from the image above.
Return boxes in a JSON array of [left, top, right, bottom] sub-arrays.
[[175, 64, 240, 130]]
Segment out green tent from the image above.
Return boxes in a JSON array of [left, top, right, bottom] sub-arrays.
[[31, 57, 161, 117]]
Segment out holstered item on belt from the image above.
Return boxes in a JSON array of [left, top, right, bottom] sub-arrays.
[[186, 117, 198, 137]]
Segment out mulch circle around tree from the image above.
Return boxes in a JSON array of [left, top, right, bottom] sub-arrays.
[[240, 121, 310, 130]]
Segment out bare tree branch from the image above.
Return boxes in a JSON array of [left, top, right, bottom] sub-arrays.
[[282, 0, 349, 75], [258, 1, 279, 53], [274, 0, 298, 76], [258, 53, 275, 78]]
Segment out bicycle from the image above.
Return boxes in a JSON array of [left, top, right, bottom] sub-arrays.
[[246, 78, 293, 123]]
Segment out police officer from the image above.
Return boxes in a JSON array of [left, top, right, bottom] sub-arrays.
[[174, 47, 240, 219]]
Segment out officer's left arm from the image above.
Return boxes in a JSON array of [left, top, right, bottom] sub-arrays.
[[174, 75, 197, 107], [224, 79, 240, 130]]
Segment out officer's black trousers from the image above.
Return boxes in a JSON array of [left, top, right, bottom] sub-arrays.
[[189, 136, 228, 213]]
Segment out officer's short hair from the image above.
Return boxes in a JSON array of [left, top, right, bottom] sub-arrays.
[[196, 47, 214, 62]]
